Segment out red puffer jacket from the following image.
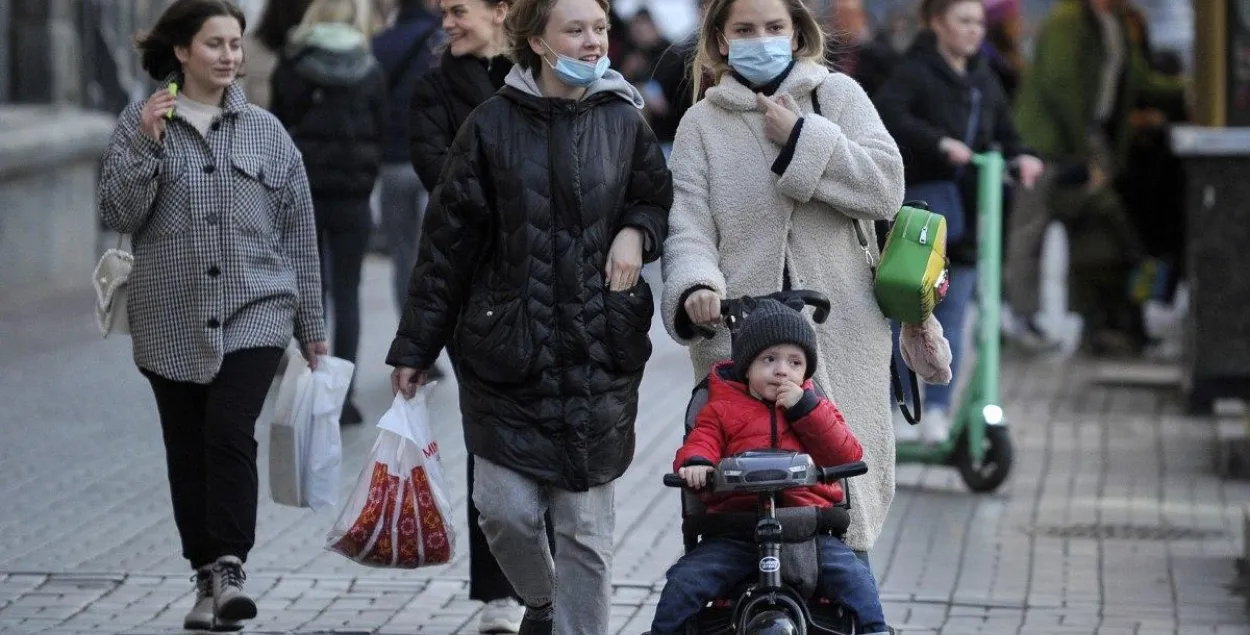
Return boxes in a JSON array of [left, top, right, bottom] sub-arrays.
[[675, 362, 864, 513]]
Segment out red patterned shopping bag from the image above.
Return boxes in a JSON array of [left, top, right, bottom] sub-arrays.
[[325, 389, 456, 568]]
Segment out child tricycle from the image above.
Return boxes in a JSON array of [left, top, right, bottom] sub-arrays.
[[673, 290, 880, 634], [662, 451, 870, 635]]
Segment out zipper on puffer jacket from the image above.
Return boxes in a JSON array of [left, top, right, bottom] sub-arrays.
[[769, 407, 778, 448]]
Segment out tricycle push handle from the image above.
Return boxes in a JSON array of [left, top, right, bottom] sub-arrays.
[[818, 461, 868, 483], [694, 290, 832, 340]]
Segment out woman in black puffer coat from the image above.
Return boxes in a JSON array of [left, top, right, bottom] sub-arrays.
[[273, 0, 385, 427], [271, 0, 385, 425], [387, 0, 670, 630]]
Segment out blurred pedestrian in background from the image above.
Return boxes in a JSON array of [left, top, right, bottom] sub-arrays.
[[272, 0, 387, 425]]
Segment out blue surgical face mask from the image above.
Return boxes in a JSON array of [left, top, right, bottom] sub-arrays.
[[727, 35, 794, 86], [542, 40, 610, 88]]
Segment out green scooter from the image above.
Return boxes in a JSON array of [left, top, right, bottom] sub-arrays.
[[895, 150, 1015, 493]]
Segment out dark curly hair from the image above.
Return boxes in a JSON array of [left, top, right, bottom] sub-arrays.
[[135, 0, 247, 81]]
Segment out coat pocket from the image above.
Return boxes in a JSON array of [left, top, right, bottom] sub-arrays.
[[230, 154, 286, 236], [603, 279, 655, 373], [143, 156, 190, 238], [455, 296, 536, 384]]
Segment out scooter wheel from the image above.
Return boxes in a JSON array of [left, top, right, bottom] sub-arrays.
[[955, 424, 1013, 493]]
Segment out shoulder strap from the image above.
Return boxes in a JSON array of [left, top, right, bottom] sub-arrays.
[[811, 85, 924, 426], [387, 26, 439, 92]]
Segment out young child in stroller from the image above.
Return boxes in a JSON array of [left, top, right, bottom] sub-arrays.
[[648, 299, 891, 635]]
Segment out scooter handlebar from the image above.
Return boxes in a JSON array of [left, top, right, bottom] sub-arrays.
[[662, 474, 686, 488]]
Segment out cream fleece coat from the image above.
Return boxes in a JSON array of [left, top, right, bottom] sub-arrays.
[[661, 60, 905, 551]]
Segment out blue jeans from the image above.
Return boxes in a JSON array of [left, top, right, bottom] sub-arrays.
[[894, 265, 978, 410], [650, 535, 888, 634]]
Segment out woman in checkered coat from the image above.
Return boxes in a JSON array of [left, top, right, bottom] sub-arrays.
[[97, 0, 327, 631]]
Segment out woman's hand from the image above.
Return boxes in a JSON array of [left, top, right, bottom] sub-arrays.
[[757, 93, 800, 145], [391, 367, 429, 399], [302, 341, 328, 370], [938, 137, 973, 166], [605, 227, 644, 291], [679, 465, 714, 490], [140, 88, 176, 142], [1013, 155, 1045, 189], [684, 289, 722, 326]]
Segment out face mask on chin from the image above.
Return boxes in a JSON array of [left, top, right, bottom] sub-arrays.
[[542, 40, 610, 88], [727, 35, 794, 86]]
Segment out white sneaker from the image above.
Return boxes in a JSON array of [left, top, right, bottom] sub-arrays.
[[920, 408, 950, 445], [893, 408, 920, 443], [479, 598, 525, 634]]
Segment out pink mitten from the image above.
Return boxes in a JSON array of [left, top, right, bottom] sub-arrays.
[[899, 314, 953, 385]]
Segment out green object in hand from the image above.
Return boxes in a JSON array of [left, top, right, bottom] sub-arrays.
[[165, 82, 178, 120], [873, 204, 951, 325]]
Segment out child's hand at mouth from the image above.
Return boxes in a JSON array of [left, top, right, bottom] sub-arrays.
[[776, 380, 804, 409]]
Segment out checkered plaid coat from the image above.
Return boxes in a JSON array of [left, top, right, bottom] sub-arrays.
[[99, 80, 326, 384]]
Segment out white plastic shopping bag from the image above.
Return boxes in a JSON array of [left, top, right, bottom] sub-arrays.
[[324, 388, 456, 568], [269, 348, 353, 511]]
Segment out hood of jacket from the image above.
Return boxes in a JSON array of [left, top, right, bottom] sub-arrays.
[[285, 23, 377, 86], [502, 64, 645, 111]]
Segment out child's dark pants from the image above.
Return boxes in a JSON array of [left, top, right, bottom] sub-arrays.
[[649, 534, 889, 634]]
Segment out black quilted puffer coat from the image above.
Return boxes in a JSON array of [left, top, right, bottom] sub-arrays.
[[386, 66, 673, 491]]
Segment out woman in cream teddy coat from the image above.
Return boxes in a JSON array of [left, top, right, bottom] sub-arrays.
[[661, 0, 907, 554]]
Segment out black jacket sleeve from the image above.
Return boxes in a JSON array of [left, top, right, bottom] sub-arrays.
[[619, 115, 673, 263], [408, 73, 455, 192], [386, 116, 492, 370], [873, 62, 949, 165], [370, 67, 389, 162], [269, 59, 299, 128]]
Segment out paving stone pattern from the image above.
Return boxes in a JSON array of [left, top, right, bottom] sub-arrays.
[[0, 259, 1247, 634]]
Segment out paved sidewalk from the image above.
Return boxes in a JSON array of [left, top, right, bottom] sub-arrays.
[[0, 258, 1247, 634]]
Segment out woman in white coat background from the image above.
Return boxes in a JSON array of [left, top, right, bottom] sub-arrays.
[[660, 0, 906, 557]]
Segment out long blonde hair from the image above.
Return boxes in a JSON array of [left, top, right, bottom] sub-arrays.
[[299, 0, 358, 27], [691, 0, 827, 101]]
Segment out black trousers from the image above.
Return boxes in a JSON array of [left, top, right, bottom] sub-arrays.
[[467, 455, 557, 601], [314, 197, 372, 395], [142, 347, 284, 570]]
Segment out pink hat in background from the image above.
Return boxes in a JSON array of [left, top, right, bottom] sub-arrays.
[[983, 0, 1021, 24]]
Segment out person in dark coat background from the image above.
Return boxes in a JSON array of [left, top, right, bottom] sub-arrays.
[[826, 0, 899, 99], [409, 1, 512, 192], [641, 0, 712, 154], [272, 0, 386, 425], [405, 1, 545, 632], [371, 0, 442, 326], [980, 0, 1024, 101], [388, 0, 671, 630], [873, 0, 1043, 444]]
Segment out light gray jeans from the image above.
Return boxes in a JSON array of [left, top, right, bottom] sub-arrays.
[[472, 456, 615, 635], [378, 163, 428, 315]]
